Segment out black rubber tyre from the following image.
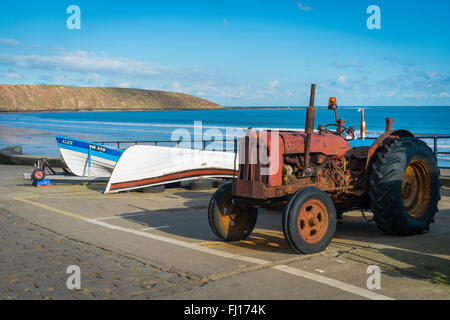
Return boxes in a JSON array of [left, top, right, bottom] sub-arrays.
[[282, 187, 337, 254], [208, 183, 257, 241], [368, 137, 441, 235], [32, 168, 45, 181], [214, 179, 230, 189]]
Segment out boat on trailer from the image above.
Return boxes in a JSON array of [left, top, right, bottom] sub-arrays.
[[56, 136, 123, 177], [56, 136, 236, 193]]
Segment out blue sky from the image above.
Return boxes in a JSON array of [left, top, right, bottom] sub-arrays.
[[0, 0, 449, 106]]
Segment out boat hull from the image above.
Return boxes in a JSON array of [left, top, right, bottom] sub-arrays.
[[105, 145, 236, 193], [56, 136, 123, 177]]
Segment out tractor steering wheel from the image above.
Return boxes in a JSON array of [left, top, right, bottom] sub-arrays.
[[324, 123, 347, 136]]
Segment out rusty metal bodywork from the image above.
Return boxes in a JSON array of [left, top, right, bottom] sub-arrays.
[[232, 128, 413, 211], [233, 130, 351, 200]]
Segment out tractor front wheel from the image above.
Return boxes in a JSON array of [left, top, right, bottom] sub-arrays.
[[283, 187, 337, 254], [208, 183, 257, 241], [369, 137, 441, 235]]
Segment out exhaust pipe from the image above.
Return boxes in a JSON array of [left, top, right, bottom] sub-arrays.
[[304, 84, 316, 170], [360, 108, 366, 139]]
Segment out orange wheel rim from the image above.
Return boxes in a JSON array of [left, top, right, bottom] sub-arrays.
[[218, 198, 236, 230], [402, 159, 431, 219], [297, 199, 329, 244]]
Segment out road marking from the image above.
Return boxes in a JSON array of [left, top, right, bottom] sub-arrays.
[[273, 265, 394, 300], [88, 219, 269, 265], [14, 196, 395, 300], [93, 213, 147, 221], [140, 226, 170, 231], [252, 229, 285, 239], [315, 269, 325, 273], [13, 197, 88, 221]]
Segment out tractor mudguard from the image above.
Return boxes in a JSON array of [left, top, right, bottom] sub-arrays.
[[365, 129, 415, 170]]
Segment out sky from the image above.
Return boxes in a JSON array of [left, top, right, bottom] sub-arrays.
[[0, 0, 449, 106]]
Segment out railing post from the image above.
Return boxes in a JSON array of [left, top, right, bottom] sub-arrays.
[[434, 136, 438, 157]]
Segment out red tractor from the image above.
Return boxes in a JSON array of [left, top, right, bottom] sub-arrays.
[[208, 84, 441, 254]]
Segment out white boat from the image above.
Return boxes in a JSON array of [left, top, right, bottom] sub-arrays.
[[105, 145, 236, 193], [56, 136, 123, 177], [57, 136, 236, 192]]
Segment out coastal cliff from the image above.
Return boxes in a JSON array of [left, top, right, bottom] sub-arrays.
[[0, 85, 221, 112]]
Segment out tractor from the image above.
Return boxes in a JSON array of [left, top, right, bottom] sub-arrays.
[[208, 84, 441, 254]]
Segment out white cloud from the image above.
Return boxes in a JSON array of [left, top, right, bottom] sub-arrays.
[[337, 75, 348, 85], [0, 39, 20, 46], [296, 2, 312, 11], [119, 82, 131, 88], [427, 71, 439, 79], [172, 80, 182, 92], [439, 92, 450, 98], [267, 80, 279, 89], [266, 80, 279, 92], [4, 71, 22, 79], [0, 51, 166, 77]]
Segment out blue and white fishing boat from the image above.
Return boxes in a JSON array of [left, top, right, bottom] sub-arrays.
[[56, 136, 123, 177]]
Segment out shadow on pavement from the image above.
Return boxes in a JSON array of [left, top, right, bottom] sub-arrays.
[[86, 186, 450, 281]]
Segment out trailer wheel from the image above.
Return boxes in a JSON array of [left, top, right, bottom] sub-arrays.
[[32, 168, 45, 181], [283, 187, 337, 254], [369, 137, 441, 235], [208, 183, 257, 241]]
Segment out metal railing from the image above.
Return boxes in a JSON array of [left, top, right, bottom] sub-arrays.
[[96, 135, 450, 168], [95, 139, 239, 153], [417, 135, 450, 169], [361, 135, 450, 169]]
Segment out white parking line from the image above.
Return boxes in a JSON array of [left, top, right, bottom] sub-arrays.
[[273, 265, 393, 300], [94, 213, 147, 221], [140, 226, 170, 231], [88, 219, 270, 265]]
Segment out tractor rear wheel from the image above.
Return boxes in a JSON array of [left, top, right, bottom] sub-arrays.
[[369, 137, 441, 235], [208, 183, 257, 241], [282, 187, 337, 254]]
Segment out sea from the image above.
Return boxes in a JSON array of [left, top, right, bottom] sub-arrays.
[[0, 106, 449, 167]]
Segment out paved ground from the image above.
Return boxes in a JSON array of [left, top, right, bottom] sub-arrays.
[[0, 209, 200, 300], [0, 164, 449, 300]]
